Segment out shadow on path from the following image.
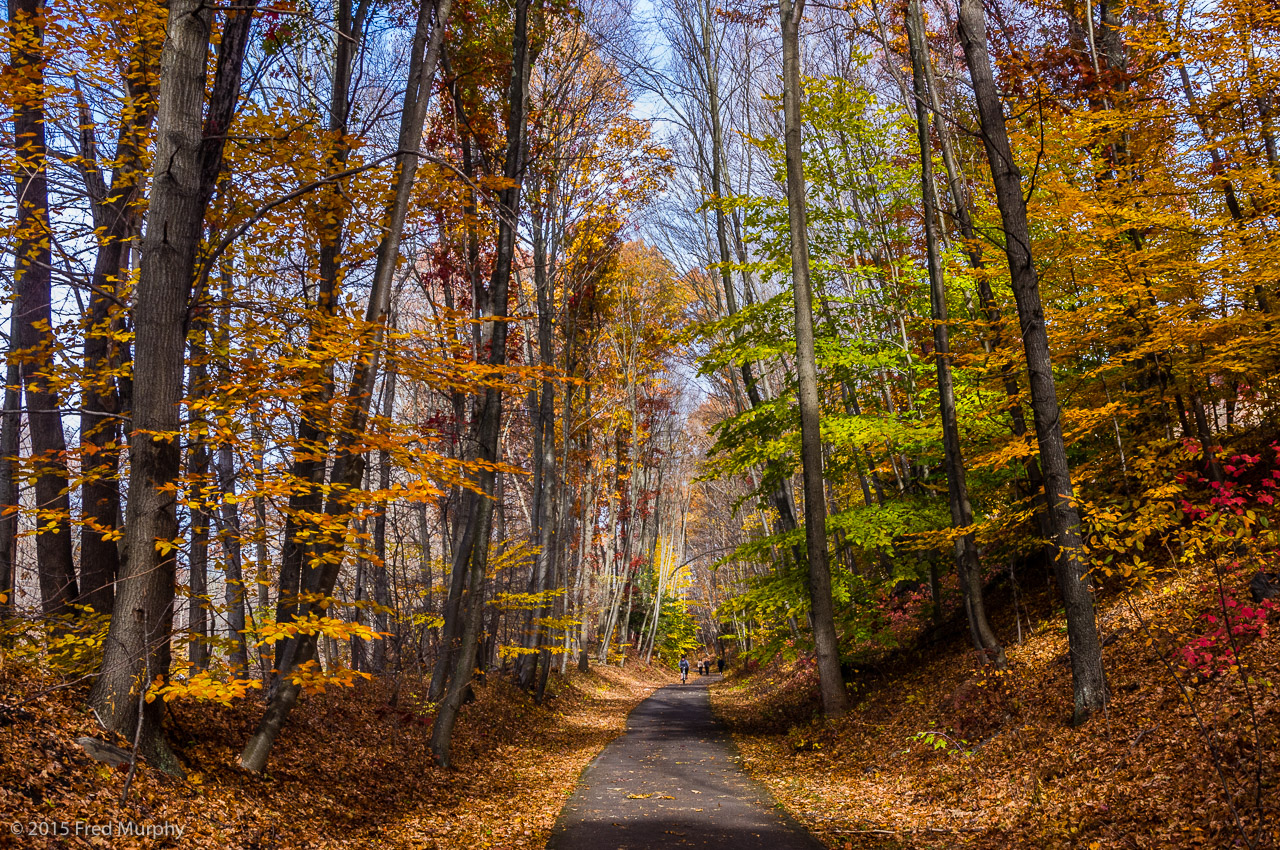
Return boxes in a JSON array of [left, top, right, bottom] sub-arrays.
[[547, 675, 825, 850]]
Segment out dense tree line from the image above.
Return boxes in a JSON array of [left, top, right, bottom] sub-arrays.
[[3, 0, 1279, 773]]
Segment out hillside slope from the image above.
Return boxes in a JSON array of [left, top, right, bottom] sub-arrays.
[[711, 560, 1279, 849]]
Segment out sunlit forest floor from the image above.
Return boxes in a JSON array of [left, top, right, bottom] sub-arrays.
[[712, 558, 1280, 849], [0, 660, 672, 848]]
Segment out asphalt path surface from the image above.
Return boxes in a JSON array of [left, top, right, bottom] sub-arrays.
[[547, 674, 826, 850]]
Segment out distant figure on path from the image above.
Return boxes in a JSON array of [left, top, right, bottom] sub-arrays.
[[679, 655, 689, 683], [717, 656, 725, 674]]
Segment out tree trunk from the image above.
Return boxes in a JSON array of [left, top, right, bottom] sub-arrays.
[[430, 0, 531, 768], [518, 188, 559, 692], [274, 0, 372, 676], [0, 312, 20, 619], [187, 306, 211, 671], [352, 525, 368, 672], [917, 7, 1050, 565], [216, 440, 248, 674], [907, 0, 1004, 667], [958, 0, 1106, 723], [251, 411, 271, 678], [212, 268, 248, 674], [9, 0, 77, 615], [371, 361, 397, 673], [429, 64, 484, 701], [75, 19, 160, 616], [778, 0, 846, 719], [240, 0, 450, 773], [90, 0, 258, 771]]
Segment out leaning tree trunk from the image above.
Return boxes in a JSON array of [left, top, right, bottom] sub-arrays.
[[9, 0, 77, 615], [915, 2, 1051, 567], [239, 0, 451, 773], [906, 0, 1004, 667], [958, 0, 1106, 724], [89, 0, 259, 771], [779, 0, 846, 719]]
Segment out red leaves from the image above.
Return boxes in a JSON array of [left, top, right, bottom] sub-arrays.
[[1177, 588, 1275, 681]]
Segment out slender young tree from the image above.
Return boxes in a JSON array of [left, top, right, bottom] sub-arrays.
[[779, 0, 846, 719], [957, 0, 1106, 723], [0, 312, 19, 619], [239, 0, 453, 773], [9, 0, 77, 615], [74, 10, 161, 616], [430, 0, 534, 766], [273, 0, 374, 674], [906, 0, 1004, 667]]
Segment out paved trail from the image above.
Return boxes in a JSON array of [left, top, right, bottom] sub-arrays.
[[547, 675, 825, 850]]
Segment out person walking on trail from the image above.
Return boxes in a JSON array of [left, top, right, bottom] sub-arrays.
[[679, 655, 690, 683], [717, 656, 725, 674]]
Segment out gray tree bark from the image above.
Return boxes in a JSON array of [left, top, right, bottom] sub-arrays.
[[906, 0, 1004, 667], [187, 305, 211, 671], [75, 30, 158, 616], [9, 0, 77, 615], [428, 62, 484, 701], [89, 0, 259, 770], [779, 0, 846, 719], [430, 0, 533, 767], [0, 311, 20, 619], [958, 0, 1107, 723], [371, 359, 397, 674]]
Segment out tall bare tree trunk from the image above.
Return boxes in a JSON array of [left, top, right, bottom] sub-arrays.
[[915, 8, 1050, 566], [958, 0, 1106, 724], [250, 411, 270, 678], [90, 0, 258, 770], [428, 62, 482, 702], [187, 307, 211, 671], [517, 185, 559, 693], [697, 1, 806, 573], [907, 0, 1004, 667], [779, 0, 846, 719], [213, 272, 248, 674], [9, 0, 77, 615]]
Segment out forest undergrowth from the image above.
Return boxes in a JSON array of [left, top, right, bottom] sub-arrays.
[[711, 559, 1280, 849], [0, 660, 672, 849]]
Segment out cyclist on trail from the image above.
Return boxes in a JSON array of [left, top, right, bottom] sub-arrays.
[[679, 655, 690, 683]]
